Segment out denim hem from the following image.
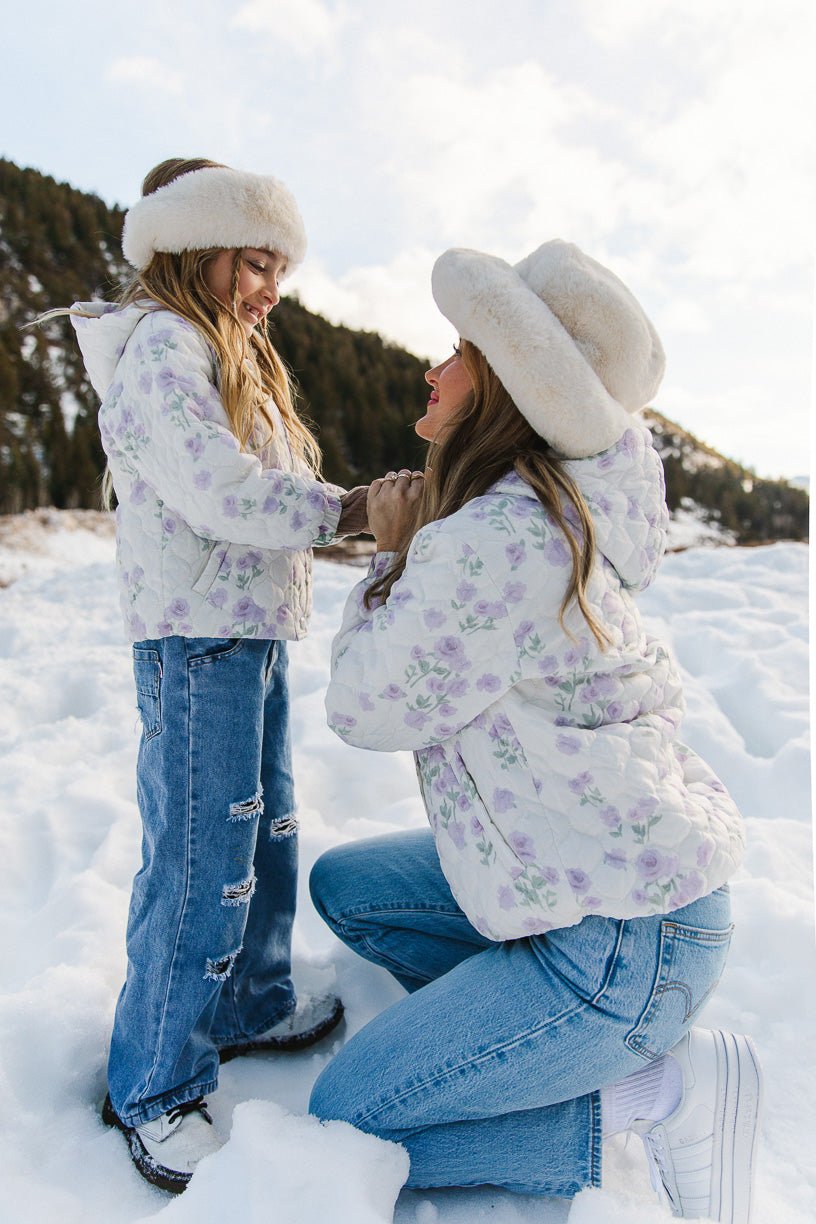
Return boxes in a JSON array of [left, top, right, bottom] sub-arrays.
[[118, 1076, 219, 1128], [336, 902, 471, 920], [588, 1088, 603, 1188], [403, 1174, 596, 1197], [210, 999, 297, 1046]]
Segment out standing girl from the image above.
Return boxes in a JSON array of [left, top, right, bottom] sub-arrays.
[[311, 241, 762, 1222], [66, 159, 362, 1192]]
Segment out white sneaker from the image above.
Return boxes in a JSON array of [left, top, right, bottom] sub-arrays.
[[103, 1094, 222, 1194], [217, 991, 344, 1062], [634, 1029, 763, 1222]]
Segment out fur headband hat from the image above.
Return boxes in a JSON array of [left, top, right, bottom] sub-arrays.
[[122, 166, 307, 274], [431, 240, 665, 458]]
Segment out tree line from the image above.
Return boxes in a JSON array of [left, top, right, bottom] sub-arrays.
[[0, 157, 807, 544]]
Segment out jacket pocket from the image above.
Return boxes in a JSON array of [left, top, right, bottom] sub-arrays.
[[133, 646, 162, 740], [191, 542, 227, 597], [625, 919, 734, 1060]]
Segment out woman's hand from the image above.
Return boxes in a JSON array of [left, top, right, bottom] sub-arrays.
[[337, 485, 370, 536], [367, 470, 425, 552]]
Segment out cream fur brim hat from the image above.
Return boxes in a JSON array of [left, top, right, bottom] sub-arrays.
[[122, 166, 307, 274], [431, 240, 665, 459]]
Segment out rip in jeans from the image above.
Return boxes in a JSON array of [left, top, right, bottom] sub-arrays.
[[204, 944, 243, 982], [270, 813, 298, 839], [228, 791, 264, 822], [221, 872, 256, 907]]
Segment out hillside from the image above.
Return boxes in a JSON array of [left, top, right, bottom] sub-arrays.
[[0, 157, 808, 544]]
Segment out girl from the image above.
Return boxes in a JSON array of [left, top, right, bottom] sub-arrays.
[[310, 242, 762, 1222], [63, 159, 366, 1192]]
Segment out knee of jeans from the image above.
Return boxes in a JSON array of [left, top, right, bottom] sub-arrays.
[[309, 1057, 357, 1126], [309, 848, 349, 931]]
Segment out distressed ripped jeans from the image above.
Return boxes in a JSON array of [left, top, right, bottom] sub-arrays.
[[108, 637, 298, 1126], [309, 829, 732, 1197]]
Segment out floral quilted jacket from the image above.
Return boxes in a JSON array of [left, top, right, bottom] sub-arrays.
[[72, 302, 343, 641], [326, 425, 745, 939]]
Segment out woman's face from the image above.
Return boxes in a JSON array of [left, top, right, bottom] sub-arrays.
[[203, 248, 288, 333], [416, 348, 473, 442]]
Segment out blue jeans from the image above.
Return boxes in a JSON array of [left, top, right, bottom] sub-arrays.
[[308, 829, 732, 1196], [109, 637, 298, 1126]]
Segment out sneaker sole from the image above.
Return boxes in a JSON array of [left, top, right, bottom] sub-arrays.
[[709, 1030, 763, 1224], [102, 1094, 191, 1195], [218, 996, 345, 1063]]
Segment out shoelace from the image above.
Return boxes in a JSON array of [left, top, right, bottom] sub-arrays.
[[645, 1126, 685, 1214], [167, 1097, 213, 1127], [641, 1130, 679, 1212]]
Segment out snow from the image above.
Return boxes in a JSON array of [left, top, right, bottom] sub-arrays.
[[0, 514, 811, 1223], [138, 1102, 410, 1224], [665, 500, 736, 550]]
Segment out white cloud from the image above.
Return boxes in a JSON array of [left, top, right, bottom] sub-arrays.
[[577, 0, 809, 48], [105, 56, 184, 94], [577, 0, 816, 281], [657, 299, 711, 334], [359, 49, 627, 255], [291, 248, 452, 361], [348, 6, 816, 303], [657, 381, 808, 477], [232, 0, 349, 55]]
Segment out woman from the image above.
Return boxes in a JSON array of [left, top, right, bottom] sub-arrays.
[[309, 241, 761, 1222]]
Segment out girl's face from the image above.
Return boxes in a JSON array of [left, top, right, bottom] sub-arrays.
[[416, 348, 473, 442], [204, 248, 288, 333]]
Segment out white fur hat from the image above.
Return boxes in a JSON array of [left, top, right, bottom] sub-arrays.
[[122, 166, 307, 274], [431, 240, 665, 458]]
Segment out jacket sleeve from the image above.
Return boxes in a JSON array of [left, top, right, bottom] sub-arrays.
[[108, 311, 342, 549], [325, 526, 524, 751]]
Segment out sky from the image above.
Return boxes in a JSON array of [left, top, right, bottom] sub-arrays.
[[1, 0, 814, 480]]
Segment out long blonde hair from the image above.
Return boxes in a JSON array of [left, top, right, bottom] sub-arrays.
[[366, 341, 611, 650], [117, 158, 321, 469], [37, 156, 321, 507]]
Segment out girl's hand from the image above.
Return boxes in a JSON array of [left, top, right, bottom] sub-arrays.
[[367, 470, 425, 552], [338, 486, 371, 536]]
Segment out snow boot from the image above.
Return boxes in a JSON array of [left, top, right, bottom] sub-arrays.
[[102, 1093, 222, 1194], [217, 991, 344, 1062]]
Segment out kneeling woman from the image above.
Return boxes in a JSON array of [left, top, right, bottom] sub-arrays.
[[310, 242, 761, 1222]]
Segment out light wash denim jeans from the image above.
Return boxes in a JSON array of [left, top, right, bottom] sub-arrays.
[[108, 637, 298, 1126], [309, 828, 732, 1196]]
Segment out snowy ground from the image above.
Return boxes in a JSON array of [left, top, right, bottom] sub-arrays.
[[0, 515, 811, 1224]]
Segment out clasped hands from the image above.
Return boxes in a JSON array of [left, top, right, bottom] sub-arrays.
[[336, 469, 425, 552]]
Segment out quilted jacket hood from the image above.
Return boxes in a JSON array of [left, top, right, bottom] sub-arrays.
[[493, 425, 668, 594], [568, 427, 668, 592], [71, 301, 154, 399]]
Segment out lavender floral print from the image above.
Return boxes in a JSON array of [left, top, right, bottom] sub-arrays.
[[326, 426, 744, 940], [72, 303, 343, 641]]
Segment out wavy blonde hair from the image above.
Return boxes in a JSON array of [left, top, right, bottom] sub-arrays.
[[366, 340, 611, 649], [117, 158, 321, 467], [37, 156, 321, 507]]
